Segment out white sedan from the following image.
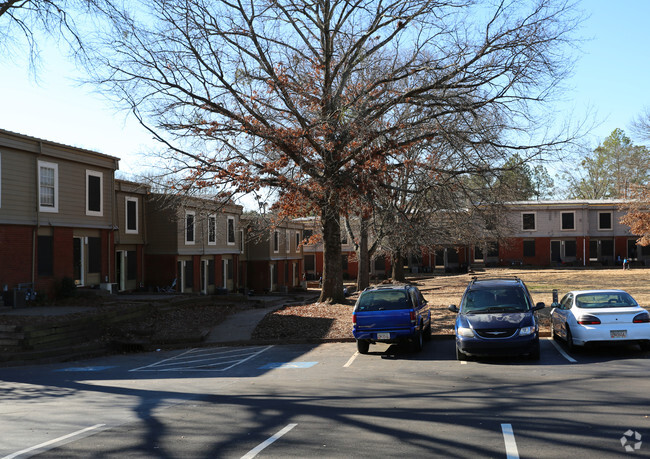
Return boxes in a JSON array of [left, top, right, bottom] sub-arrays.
[[550, 289, 650, 351]]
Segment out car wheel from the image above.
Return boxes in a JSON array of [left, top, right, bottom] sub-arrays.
[[356, 339, 370, 354], [424, 322, 432, 341], [411, 330, 423, 352], [565, 326, 574, 352], [551, 321, 559, 341], [456, 345, 467, 361]]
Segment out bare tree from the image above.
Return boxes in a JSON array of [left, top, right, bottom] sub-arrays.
[[631, 107, 650, 143], [85, 0, 583, 302]]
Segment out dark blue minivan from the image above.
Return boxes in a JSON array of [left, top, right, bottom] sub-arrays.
[[448, 277, 545, 360]]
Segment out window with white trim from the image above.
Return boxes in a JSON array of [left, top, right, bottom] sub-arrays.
[[38, 160, 58, 213], [561, 211, 575, 230], [598, 211, 612, 230], [522, 212, 536, 231], [208, 214, 217, 245], [295, 231, 300, 253], [86, 170, 103, 216], [185, 211, 195, 244], [286, 230, 290, 253], [273, 230, 279, 253], [227, 216, 235, 245], [125, 197, 138, 234]]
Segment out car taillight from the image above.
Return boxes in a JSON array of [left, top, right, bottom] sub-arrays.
[[352, 314, 357, 324], [578, 315, 601, 325], [410, 310, 416, 324], [633, 312, 650, 323]]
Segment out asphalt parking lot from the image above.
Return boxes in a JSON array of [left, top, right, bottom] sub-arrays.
[[1, 339, 648, 458]]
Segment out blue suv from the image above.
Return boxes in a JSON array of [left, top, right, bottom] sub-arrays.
[[448, 277, 545, 360]]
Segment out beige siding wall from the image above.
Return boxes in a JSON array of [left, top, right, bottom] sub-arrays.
[[0, 132, 117, 228], [144, 200, 179, 254]]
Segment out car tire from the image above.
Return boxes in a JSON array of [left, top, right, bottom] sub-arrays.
[[551, 321, 559, 341], [424, 322, 432, 341], [565, 326, 575, 352], [411, 329, 423, 352], [357, 339, 370, 354], [456, 345, 467, 361]]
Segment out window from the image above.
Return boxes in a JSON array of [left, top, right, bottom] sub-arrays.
[[474, 246, 484, 262], [86, 170, 103, 216], [273, 230, 279, 253], [522, 212, 536, 231], [125, 197, 138, 234], [303, 229, 313, 242], [185, 211, 195, 244], [227, 216, 235, 245], [487, 242, 499, 258], [598, 211, 612, 230], [38, 161, 58, 212], [37, 235, 54, 276], [88, 237, 101, 273], [523, 240, 536, 257], [208, 215, 216, 245], [561, 212, 575, 230], [295, 231, 301, 252]]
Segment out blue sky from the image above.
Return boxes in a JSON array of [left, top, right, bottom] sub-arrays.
[[0, 0, 648, 181]]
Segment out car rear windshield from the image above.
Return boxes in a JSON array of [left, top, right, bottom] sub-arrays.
[[356, 290, 411, 311], [575, 292, 637, 308], [462, 287, 530, 313]]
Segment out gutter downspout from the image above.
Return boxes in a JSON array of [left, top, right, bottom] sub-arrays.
[[32, 142, 43, 287]]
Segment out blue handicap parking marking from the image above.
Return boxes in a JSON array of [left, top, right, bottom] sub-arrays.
[[258, 362, 318, 369], [55, 366, 116, 372]]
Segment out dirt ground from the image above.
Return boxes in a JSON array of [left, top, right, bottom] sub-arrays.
[[253, 267, 650, 340]]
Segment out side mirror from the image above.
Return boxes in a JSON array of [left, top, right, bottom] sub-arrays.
[[448, 304, 459, 313], [533, 302, 545, 311], [550, 302, 560, 309]]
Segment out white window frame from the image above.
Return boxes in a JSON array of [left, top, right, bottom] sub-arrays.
[[273, 230, 279, 253], [185, 210, 196, 245], [208, 214, 217, 245], [227, 216, 236, 246], [85, 170, 103, 217], [125, 196, 139, 234], [295, 231, 301, 253], [560, 211, 576, 231], [521, 212, 536, 231], [38, 160, 59, 213], [598, 211, 613, 231]]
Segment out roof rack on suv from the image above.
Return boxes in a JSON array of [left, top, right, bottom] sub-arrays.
[[470, 276, 521, 284]]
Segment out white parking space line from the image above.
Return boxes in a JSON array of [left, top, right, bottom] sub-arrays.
[[460, 361, 468, 365], [547, 338, 577, 363], [241, 423, 297, 459], [343, 351, 359, 367], [2, 424, 105, 459], [130, 346, 273, 372], [501, 423, 520, 459]]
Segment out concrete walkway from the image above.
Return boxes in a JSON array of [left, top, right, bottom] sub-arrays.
[[204, 304, 282, 344]]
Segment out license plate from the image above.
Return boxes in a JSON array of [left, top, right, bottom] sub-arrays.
[[377, 333, 391, 340], [611, 330, 627, 338]]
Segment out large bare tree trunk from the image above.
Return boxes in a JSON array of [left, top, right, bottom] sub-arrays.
[[357, 216, 370, 292], [319, 205, 344, 303], [391, 250, 405, 282]]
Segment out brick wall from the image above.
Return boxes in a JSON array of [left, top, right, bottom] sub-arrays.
[[0, 225, 33, 289]]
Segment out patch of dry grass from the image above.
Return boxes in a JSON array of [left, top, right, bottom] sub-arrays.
[[254, 268, 650, 340]]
